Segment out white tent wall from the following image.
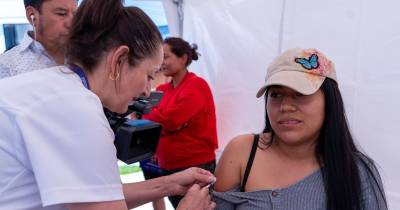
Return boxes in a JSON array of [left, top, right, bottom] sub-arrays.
[[178, 0, 400, 209]]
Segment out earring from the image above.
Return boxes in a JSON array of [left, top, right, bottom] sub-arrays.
[[109, 71, 120, 81]]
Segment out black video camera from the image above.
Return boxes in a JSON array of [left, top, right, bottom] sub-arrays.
[[105, 91, 163, 164]]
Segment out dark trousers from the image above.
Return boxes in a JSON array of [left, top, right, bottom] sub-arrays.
[[161, 160, 216, 209]]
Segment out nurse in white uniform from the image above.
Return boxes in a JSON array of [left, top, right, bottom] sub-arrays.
[[0, 0, 216, 210]]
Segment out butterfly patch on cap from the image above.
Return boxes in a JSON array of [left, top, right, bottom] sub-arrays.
[[292, 49, 336, 80], [294, 54, 319, 70]]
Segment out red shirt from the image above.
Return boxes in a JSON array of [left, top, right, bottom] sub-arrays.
[[144, 72, 218, 170]]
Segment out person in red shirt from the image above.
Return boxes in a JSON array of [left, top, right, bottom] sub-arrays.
[[144, 37, 218, 208]]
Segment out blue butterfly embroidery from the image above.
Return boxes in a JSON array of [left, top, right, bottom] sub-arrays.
[[294, 54, 319, 70]]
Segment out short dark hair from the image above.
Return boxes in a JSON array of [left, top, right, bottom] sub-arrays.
[[66, 0, 162, 72], [24, 0, 77, 10], [164, 37, 199, 67], [24, 0, 45, 9]]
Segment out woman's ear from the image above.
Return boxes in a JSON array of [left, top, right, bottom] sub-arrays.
[[110, 45, 130, 78]]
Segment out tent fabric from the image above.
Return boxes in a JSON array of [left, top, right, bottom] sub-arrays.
[[179, 0, 400, 209]]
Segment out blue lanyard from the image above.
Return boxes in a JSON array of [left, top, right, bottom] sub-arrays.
[[68, 64, 90, 90]]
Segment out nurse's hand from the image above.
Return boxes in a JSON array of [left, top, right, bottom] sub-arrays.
[[165, 167, 216, 196], [177, 184, 216, 210]]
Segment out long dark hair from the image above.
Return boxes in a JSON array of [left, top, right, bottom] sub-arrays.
[[66, 0, 162, 71], [164, 37, 199, 67], [262, 79, 387, 210]]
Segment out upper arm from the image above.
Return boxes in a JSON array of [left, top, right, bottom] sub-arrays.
[[214, 135, 253, 192], [66, 200, 127, 210]]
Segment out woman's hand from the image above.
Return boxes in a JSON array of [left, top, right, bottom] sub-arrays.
[[176, 184, 216, 210], [165, 167, 216, 196]]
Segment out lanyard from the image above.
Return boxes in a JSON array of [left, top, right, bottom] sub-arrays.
[[68, 64, 90, 90]]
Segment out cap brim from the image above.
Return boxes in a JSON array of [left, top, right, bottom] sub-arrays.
[[256, 70, 325, 98], [256, 85, 268, 98]]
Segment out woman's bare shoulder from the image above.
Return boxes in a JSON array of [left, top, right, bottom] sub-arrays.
[[226, 134, 255, 150], [226, 133, 272, 152], [214, 134, 258, 191]]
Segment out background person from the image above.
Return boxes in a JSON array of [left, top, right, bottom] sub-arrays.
[[144, 37, 218, 208], [212, 48, 387, 210], [0, 0, 77, 79], [0, 0, 215, 209]]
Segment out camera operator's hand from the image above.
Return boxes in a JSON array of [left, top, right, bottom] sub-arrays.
[[176, 184, 216, 210], [164, 167, 216, 196]]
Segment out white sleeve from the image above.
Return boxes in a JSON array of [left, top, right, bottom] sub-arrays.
[[16, 91, 124, 206]]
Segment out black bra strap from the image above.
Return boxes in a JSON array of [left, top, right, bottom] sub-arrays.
[[241, 134, 259, 192]]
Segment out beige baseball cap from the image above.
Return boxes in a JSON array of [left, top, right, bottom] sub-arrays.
[[256, 48, 337, 98]]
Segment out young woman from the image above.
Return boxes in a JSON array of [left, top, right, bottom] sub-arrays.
[[0, 0, 215, 210], [144, 37, 218, 208], [212, 48, 387, 210]]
